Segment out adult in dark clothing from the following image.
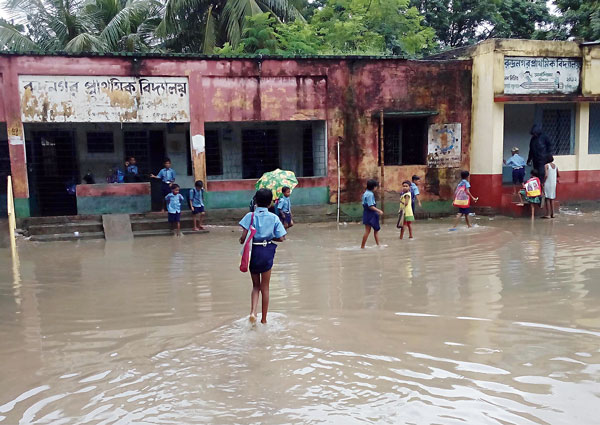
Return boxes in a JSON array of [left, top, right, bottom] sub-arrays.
[[527, 124, 552, 182]]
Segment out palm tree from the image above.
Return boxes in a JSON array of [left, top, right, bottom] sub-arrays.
[[157, 0, 305, 53], [0, 0, 162, 53]]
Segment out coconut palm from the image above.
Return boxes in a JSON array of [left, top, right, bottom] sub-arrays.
[[0, 0, 162, 53], [157, 0, 305, 53]]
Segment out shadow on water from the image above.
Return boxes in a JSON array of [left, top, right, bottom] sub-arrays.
[[1, 215, 599, 424]]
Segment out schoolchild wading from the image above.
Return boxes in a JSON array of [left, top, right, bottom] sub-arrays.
[[239, 189, 287, 324]]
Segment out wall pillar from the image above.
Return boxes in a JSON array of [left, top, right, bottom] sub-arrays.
[[188, 72, 207, 187], [469, 51, 504, 208], [575, 103, 589, 172], [3, 58, 30, 217]]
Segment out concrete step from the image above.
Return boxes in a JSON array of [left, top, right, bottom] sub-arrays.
[[29, 232, 105, 242], [19, 215, 101, 227], [134, 229, 210, 238], [27, 221, 104, 236]]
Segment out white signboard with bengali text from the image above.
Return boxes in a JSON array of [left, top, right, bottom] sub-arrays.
[[427, 123, 461, 168], [504, 57, 581, 95], [19, 75, 190, 123]]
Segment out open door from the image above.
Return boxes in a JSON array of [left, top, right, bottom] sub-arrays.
[[26, 129, 78, 216]]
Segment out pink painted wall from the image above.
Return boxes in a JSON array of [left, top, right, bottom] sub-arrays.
[[0, 54, 473, 206]]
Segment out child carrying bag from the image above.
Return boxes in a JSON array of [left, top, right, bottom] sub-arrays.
[[240, 211, 257, 273], [453, 184, 470, 208], [525, 177, 541, 198]]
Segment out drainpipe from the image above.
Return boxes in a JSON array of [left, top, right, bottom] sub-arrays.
[[337, 136, 341, 224], [379, 110, 385, 223]]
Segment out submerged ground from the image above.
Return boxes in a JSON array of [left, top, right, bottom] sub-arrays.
[[1, 210, 599, 424]]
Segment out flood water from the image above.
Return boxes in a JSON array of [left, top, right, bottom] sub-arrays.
[[1, 212, 600, 424]]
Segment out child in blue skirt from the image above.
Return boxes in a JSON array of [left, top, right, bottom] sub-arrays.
[[239, 188, 287, 324], [361, 179, 384, 249]]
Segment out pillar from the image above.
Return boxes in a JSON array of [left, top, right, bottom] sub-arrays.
[[469, 50, 504, 208], [3, 58, 30, 217], [188, 72, 207, 187]]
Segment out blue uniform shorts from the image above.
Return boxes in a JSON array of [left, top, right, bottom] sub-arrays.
[[192, 206, 205, 214], [250, 243, 277, 274], [168, 212, 181, 223]]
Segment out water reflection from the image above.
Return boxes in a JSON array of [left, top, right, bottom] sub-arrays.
[[1, 216, 599, 424]]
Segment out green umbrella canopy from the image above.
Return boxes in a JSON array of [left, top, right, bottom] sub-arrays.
[[255, 169, 299, 200]]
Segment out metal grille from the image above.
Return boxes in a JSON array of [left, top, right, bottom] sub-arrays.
[[87, 132, 114, 153], [124, 131, 150, 175], [242, 129, 279, 179], [383, 120, 401, 165], [26, 130, 78, 216], [589, 104, 600, 154], [302, 126, 314, 177], [0, 127, 9, 203], [542, 109, 573, 155], [205, 129, 222, 176]]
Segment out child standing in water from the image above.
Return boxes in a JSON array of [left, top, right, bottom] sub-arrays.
[[277, 186, 294, 229], [361, 179, 384, 249], [165, 184, 185, 236], [239, 188, 286, 324], [543, 156, 559, 219], [519, 169, 542, 220], [399, 181, 415, 239], [452, 170, 478, 229], [189, 180, 206, 231], [410, 175, 422, 213]]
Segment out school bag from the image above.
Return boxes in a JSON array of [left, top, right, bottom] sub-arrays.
[[525, 177, 541, 197], [453, 183, 470, 208], [240, 211, 257, 273]]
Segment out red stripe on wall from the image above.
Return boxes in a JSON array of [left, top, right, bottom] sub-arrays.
[[208, 177, 328, 192], [470, 174, 504, 208], [472, 170, 600, 210], [76, 183, 151, 197]]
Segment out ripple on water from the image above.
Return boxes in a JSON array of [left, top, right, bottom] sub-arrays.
[[1, 221, 600, 424]]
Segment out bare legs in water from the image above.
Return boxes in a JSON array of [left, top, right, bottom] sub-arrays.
[[250, 270, 271, 324]]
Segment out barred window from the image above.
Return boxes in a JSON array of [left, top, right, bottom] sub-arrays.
[[382, 118, 427, 165], [205, 130, 222, 176], [87, 132, 114, 154], [541, 108, 574, 155], [589, 104, 600, 154]]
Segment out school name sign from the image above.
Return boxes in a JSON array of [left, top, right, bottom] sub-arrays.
[[504, 57, 581, 95], [19, 75, 190, 123]]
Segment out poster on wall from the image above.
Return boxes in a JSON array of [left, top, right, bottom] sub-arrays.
[[427, 123, 461, 168], [504, 57, 581, 95], [19, 75, 190, 123]]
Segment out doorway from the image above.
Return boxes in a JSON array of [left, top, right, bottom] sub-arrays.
[[26, 129, 78, 216]]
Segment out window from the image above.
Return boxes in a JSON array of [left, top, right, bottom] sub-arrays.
[[242, 129, 279, 179], [205, 130, 222, 176], [302, 126, 314, 177], [87, 132, 114, 153], [541, 107, 574, 155], [382, 118, 427, 165], [589, 104, 600, 154]]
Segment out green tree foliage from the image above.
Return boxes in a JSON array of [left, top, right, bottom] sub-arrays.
[[410, 0, 551, 48], [0, 0, 163, 53], [311, 0, 435, 55], [219, 0, 435, 57], [157, 0, 304, 53], [553, 0, 600, 41]]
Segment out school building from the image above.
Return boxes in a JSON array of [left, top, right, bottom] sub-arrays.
[[0, 52, 471, 218], [1, 38, 599, 220], [433, 39, 600, 211]]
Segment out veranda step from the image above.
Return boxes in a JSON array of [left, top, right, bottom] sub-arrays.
[[27, 221, 104, 236], [29, 232, 105, 242], [133, 229, 210, 238]]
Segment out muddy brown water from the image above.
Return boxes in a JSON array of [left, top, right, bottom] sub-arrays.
[[1, 211, 599, 424]]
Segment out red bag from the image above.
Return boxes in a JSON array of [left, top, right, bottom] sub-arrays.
[[453, 184, 470, 208], [240, 212, 257, 273]]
